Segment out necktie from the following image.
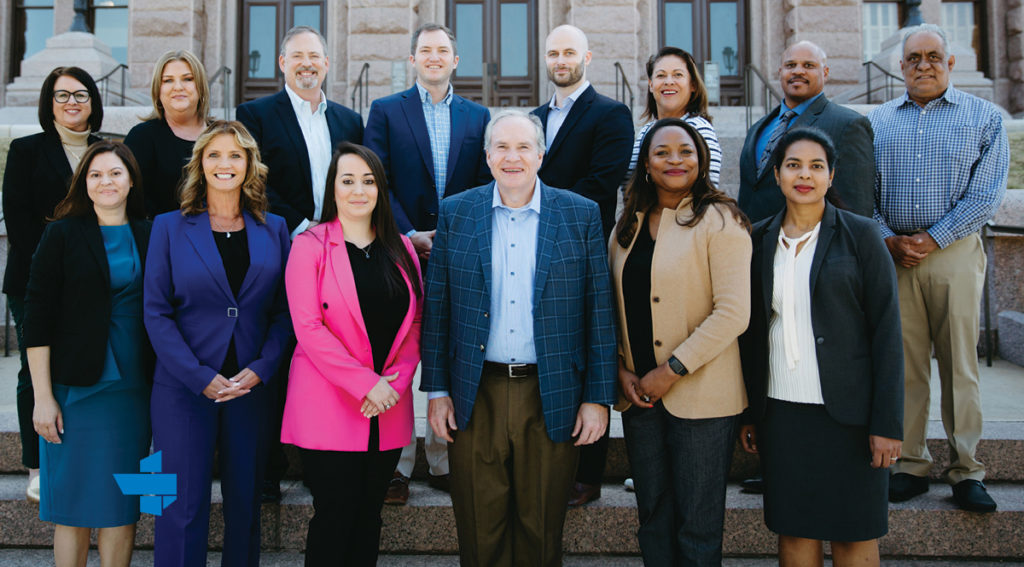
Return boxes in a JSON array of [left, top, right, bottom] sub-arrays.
[[758, 110, 797, 176]]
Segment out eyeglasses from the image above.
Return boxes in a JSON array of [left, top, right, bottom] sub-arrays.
[[53, 90, 91, 103]]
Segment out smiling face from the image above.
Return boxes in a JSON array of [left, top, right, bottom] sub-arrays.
[[159, 59, 200, 118], [486, 115, 544, 194], [86, 151, 132, 214], [544, 26, 591, 89], [774, 139, 835, 208], [279, 31, 329, 93], [900, 31, 954, 106], [52, 75, 92, 132], [411, 29, 459, 89], [649, 55, 694, 119], [202, 133, 248, 195], [333, 153, 379, 223], [779, 43, 828, 108], [647, 125, 700, 201]]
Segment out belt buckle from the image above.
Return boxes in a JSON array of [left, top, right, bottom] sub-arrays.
[[507, 363, 527, 378], [227, 307, 238, 318]]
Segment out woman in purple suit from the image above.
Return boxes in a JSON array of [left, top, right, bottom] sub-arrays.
[[143, 120, 292, 567]]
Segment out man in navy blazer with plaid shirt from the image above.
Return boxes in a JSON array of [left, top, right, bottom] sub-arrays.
[[422, 108, 617, 566]]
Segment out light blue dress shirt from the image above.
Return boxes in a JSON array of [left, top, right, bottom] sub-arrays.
[[754, 92, 823, 163], [544, 81, 590, 150], [415, 82, 453, 200]]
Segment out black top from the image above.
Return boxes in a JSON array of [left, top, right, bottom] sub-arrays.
[[346, 240, 409, 374], [123, 119, 195, 218], [213, 228, 250, 376], [622, 217, 658, 378]]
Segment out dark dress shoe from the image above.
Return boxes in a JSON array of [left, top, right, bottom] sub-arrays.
[[741, 476, 764, 494], [261, 480, 282, 503], [384, 472, 410, 505], [889, 472, 929, 502], [567, 482, 601, 507], [427, 473, 451, 493], [952, 479, 997, 513]]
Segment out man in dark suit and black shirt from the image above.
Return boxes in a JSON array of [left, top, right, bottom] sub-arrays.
[[738, 41, 874, 223]]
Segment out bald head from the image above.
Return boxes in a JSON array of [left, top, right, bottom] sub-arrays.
[[545, 25, 592, 93], [547, 25, 589, 53], [781, 41, 827, 66], [778, 40, 829, 107]]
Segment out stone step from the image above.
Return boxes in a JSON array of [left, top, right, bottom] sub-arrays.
[[1, 475, 1022, 558]]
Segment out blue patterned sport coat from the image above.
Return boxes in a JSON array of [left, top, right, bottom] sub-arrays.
[[421, 181, 618, 443]]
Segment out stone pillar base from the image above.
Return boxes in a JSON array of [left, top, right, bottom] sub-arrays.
[[4, 32, 123, 107]]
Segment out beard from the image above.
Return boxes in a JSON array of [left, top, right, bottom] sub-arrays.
[[295, 66, 320, 90], [547, 61, 584, 88]]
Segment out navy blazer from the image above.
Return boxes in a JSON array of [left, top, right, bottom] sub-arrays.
[[737, 95, 875, 223], [23, 216, 153, 387], [236, 90, 364, 232], [2, 131, 102, 296], [532, 85, 634, 238], [364, 86, 491, 233], [739, 204, 903, 439], [143, 211, 293, 395], [420, 182, 618, 443]]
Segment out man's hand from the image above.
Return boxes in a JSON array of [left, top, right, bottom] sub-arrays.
[[739, 424, 758, 454], [572, 403, 608, 446], [411, 230, 436, 260], [618, 363, 652, 408], [428, 396, 458, 442], [909, 231, 938, 255], [637, 363, 679, 405], [884, 235, 928, 268]]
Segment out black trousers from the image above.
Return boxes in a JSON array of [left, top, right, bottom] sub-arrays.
[[298, 418, 401, 567]]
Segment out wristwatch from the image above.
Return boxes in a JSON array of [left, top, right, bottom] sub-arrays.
[[667, 355, 688, 376]]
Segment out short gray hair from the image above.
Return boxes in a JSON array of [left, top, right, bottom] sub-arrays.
[[280, 26, 328, 57], [901, 24, 949, 56], [484, 108, 546, 153]]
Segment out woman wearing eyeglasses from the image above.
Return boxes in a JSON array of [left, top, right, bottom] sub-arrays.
[[2, 66, 103, 504]]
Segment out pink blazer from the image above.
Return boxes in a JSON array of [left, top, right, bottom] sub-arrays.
[[281, 219, 422, 452]]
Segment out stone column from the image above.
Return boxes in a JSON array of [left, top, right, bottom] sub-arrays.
[[344, 0, 416, 112], [1009, 0, 1024, 113], [781, 0, 861, 92], [127, 0, 206, 92], [562, 0, 640, 111]]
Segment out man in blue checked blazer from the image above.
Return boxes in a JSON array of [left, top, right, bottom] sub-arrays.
[[422, 108, 617, 567]]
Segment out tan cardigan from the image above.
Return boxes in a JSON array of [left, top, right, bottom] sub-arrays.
[[610, 198, 752, 418]]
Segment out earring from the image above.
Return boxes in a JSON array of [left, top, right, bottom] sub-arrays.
[[645, 173, 651, 184]]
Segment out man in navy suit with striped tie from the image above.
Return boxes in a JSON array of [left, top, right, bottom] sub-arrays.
[[421, 108, 617, 567]]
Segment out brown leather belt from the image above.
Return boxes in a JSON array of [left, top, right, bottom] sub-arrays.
[[483, 361, 538, 379]]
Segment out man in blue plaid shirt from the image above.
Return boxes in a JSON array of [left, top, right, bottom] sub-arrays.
[[871, 24, 1009, 513]]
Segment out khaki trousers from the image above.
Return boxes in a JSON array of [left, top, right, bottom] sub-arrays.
[[448, 366, 579, 567], [893, 233, 986, 483]]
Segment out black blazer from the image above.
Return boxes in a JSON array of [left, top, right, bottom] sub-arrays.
[[532, 85, 634, 238], [2, 131, 102, 296], [236, 90, 364, 232], [737, 95, 875, 224], [22, 216, 153, 387], [739, 203, 903, 439]]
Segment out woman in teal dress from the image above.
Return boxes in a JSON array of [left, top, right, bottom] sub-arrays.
[[24, 140, 152, 567]]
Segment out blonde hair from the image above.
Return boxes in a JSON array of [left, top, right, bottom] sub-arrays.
[[143, 50, 211, 122], [179, 121, 269, 222]]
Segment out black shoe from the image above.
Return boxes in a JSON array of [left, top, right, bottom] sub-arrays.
[[888, 473, 928, 502], [261, 480, 282, 503], [952, 479, 997, 513], [427, 473, 451, 493], [741, 476, 764, 494]]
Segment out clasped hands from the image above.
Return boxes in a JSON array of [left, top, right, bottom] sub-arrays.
[[618, 360, 678, 410], [885, 232, 938, 268], [202, 368, 262, 403], [360, 373, 400, 418]]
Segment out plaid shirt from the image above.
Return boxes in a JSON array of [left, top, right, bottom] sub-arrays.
[[869, 86, 1008, 249], [416, 82, 453, 200]]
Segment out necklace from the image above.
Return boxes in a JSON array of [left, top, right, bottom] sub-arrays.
[[211, 215, 242, 238], [357, 241, 372, 259], [63, 143, 84, 162]]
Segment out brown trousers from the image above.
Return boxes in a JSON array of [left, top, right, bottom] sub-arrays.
[[448, 366, 579, 567]]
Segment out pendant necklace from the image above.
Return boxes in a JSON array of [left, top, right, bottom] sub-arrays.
[[212, 215, 241, 238]]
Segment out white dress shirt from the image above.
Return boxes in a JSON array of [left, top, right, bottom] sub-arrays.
[[285, 84, 332, 238]]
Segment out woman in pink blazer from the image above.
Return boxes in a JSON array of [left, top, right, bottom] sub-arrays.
[[281, 142, 422, 567]]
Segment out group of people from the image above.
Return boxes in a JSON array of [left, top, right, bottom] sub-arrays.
[[1, 16, 1008, 567]]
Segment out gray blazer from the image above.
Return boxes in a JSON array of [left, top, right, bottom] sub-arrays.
[[739, 203, 903, 439], [737, 95, 875, 223]]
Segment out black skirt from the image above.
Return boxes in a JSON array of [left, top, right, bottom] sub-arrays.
[[760, 398, 889, 542]]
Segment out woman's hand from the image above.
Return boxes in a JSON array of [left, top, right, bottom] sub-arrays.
[[869, 435, 902, 469], [637, 362, 679, 405], [33, 395, 63, 444], [362, 373, 400, 418], [202, 374, 245, 402], [739, 424, 758, 454], [618, 363, 652, 408]]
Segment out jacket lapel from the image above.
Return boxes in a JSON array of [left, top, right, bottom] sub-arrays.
[[808, 204, 837, 297], [792, 95, 829, 130], [753, 107, 782, 184], [79, 218, 111, 289], [546, 85, 595, 158], [532, 184, 557, 304], [400, 87, 437, 182], [446, 96, 469, 188], [761, 212, 785, 320], [42, 134, 74, 182], [129, 219, 150, 269], [473, 184, 495, 298], [275, 91, 313, 194], [324, 221, 370, 344], [184, 213, 235, 300], [237, 211, 267, 298]]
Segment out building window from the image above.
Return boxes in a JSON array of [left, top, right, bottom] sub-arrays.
[[942, 0, 987, 76], [861, 1, 899, 62], [10, 0, 55, 80], [89, 0, 129, 64]]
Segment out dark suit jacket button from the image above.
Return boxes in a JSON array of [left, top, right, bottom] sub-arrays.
[[816, 337, 824, 345], [654, 340, 662, 347], [484, 312, 489, 318], [480, 344, 485, 351], [652, 297, 660, 303], [323, 302, 329, 309]]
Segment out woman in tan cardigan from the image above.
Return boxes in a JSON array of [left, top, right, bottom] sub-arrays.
[[612, 117, 751, 566]]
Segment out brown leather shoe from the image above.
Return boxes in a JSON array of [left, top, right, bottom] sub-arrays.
[[427, 473, 450, 493], [384, 472, 409, 505], [567, 482, 601, 507]]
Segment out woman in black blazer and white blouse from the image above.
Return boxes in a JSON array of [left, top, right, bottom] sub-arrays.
[[739, 128, 903, 567]]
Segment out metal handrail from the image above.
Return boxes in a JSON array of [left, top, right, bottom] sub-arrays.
[[613, 62, 635, 112], [351, 63, 370, 117], [981, 221, 1024, 366], [96, 63, 129, 106], [209, 66, 233, 119], [862, 61, 903, 104], [743, 64, 783, 130]]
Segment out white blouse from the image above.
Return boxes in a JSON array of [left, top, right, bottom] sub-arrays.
[[767, 223, 825, 404]]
